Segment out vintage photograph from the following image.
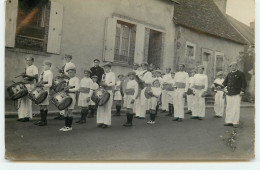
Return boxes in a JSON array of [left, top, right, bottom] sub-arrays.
[[4, 0, 255, 161]]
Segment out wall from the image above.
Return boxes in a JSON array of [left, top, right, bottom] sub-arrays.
[[174, 26, 245, 84]]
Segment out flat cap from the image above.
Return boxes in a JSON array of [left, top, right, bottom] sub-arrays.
[[229, 61, 237, 66], [93, 59, 100, 62], [102, 62, 112, 68]]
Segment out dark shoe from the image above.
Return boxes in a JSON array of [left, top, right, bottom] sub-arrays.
[[134, 116, 139, 118], [233, 124, 239, 128], [21, 117, 30, 122], [76, 119, 82, 123], [172, 117, 179, 121], [78, 120, 86, 124], [138, 117, 145, 119], [216, 115, 222, 118], [224, 123, 233, 126], [58, 116, 65, 120], [123, 123, 132, 127], [190, 116, 198, 119], [214, 115, 218, 118], [185, 110, 192, 114], [34, 121, 41, 125], [102, 124, 109, 128], [178, 118, 183, 122], [161, 110, 166, 113], [17, 118, 24, 121], [97, 124, 103, 128], [198, 117, 203, 120], [38, 121, 47, 126]]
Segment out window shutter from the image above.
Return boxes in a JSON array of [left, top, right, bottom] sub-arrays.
[[5, 0, 18, 48], [103, 18, 117, 62], [47, 1, 63, 54], [134, 24, 146, 64]]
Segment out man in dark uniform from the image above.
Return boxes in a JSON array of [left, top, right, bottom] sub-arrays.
[[222, 61, 247, 128], [90, 59, 105, 86]]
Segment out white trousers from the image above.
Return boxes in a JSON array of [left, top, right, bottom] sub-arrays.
[[225, 95, 241, 125], [192, 89, 205, 117], [161, 90, 168, 111], [97, 91, 113, 125], [214, 91, 225, 116], [137, 88, 148, 118], [187, 95, 194, 111], [173, 88, 185, 119], [18, 84, 34, 119]]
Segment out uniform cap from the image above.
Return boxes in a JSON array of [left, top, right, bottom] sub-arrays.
[[229, 61, 237, 66], [93, 59, 100, 62], [25, 56, 34, 61], [155, 70, 162, 74], [102, 62, 112, 68], [84, 70, 92, 74], [43, 60, 52, 66], [66, 63, 76, 72], [91, 75, 98, 79], [127, 71, 136, 76]]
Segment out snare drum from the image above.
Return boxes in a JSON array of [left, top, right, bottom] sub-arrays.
[[7, 82, 28, 100], [91, 87, 110, 106], [52, 76, 67, 93], [51, 92, 73, 110], [144, 87, 153, 99], [28, 87, 48, 105]]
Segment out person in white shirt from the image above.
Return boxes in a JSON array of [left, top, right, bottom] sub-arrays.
[[190, 65, 208, 120], [123, 71, 139, 127], [172, 64, 189, 122], [154, 70, 163, 115], [165, 72, 176, 117], [135, 62, 152, 119], [97, 63, 116, 128], [88, 75, 99, 118], [186, 69, 196, 115], [76, 70, 94, 124], [55, 54, 76, 120], [212, 71, 225, 118], [17, 56, 38, 122], [162, 67, 172, 113], [34, 60, 53, 126], [114, 74, 124, 116], [147, 79, 162, 124], [60, 65, 80, 131]]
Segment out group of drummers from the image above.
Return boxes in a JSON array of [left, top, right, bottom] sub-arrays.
[[8, 54, 247, 131]]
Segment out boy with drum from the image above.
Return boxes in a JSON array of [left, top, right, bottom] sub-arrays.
[[97, 63, 115, 128], [113, 74, 124, 116], [34, 60, 53, 126], [18, 56, 38, 122], [123, 71, 138, 127], [88, 75, 99, 118], [59, 65, 80, 132], [147, 79, 162, 124], [76, 70, 93, 124]]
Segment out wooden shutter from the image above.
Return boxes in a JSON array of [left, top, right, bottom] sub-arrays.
[[103, 18, 117, 62], [47, 1, 63, 54], [134, 24, 146, 64], [5, 0, 18, 47]]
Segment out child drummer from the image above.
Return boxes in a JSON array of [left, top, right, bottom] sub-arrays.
[[123, 71, 138, 127], [147, 79, 162, 124], [113, 74, 124, 116], [59, 65, 80, 132], [34, 60, 53, 126], [76, 70, 93, 124], [88, 75, 99, 118]]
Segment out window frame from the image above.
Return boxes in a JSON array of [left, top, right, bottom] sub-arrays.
[[185, 41, 196, 59], [214, 51, 224, 78]]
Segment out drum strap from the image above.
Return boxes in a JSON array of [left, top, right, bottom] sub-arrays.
[[193, 85, 205, 90]]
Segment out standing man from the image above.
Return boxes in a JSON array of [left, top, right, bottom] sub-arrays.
[[162, 67, 172, 113], [90, 59, 105, 86], [172, 64, 189, 122], [190, 65, 208, 120], [55, 54, 76, 120], [97, 63, 116, 128], [186, 69, 196, 115], [222, 62, 246, 128], [17, 56, 38, 122]]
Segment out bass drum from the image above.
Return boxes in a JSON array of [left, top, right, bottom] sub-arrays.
[[52, 76, 67, 93], [91, 87, 110, 106], [28, 87, 48, 105], [51, 92, 73, 110], [7, 82, 28, 100]]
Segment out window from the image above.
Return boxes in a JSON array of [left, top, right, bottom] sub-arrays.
[[114, 21, 136, 65], [15, 0, 50, 52], [216, 55, 224, 72], [185, 41, 196, 59]]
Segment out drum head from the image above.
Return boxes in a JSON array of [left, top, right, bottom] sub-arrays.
[[7, 82, 28, 100], [98, 92, 110, 106], [34, 91, 48, 105], [53, 81, 67, 92], [57, 97, 73, 110], [144, 87, 153, 99]]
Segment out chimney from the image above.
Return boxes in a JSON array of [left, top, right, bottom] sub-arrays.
[[213, 0, 227, 14]]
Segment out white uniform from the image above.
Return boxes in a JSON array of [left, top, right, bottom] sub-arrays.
[[166, 78, 175, 105], [173, 71, 189, 119], [135, 70, 152, 118], [187, 76, 195, 112], [78, 77, 93, 107], [149, 87, 162, 110], [90, 82, 99, 106], [114, 81, 123, 101], [124, 80, 138, 109], [67, 76, 80, 109], [162, 73, 172, 111], [18, 65, 38, 119], [97, 71, 115, 125], [38, 70, 53, 106], [213, 78, 225, 117], [191, 74, 208, 118]]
